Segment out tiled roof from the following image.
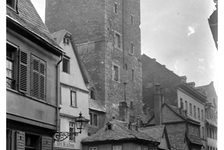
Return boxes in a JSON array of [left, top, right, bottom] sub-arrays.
[[89, 99, 106, 112], [140, 125, 165, 140], [187, 135, 203, 146], [7, 0, 62, 52], [82, 120, 158, 144], [140, 125, 170, 150]]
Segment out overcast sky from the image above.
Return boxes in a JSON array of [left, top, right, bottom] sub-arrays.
[[31, 0, 217, 86]]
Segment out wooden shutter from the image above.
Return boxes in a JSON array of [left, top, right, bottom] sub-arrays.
[[39, 60, 46, 100], [19, 51, 28, 93], [41, 136, 52, 150], [31, 55, 46, 100], [16, 131, 25, 150]]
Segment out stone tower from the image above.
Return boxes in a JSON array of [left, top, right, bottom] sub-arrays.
[[46, 0, 143, 122]]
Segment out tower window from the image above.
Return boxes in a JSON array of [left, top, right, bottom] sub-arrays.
[[112, 64, 120, 82], [130, 43, 134, 54], [114, 3, 118, 13], [130, 15, 134, 24], [114, 32, 122, 49]]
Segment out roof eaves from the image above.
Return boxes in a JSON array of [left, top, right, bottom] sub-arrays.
[[7, 15, 64, 56]]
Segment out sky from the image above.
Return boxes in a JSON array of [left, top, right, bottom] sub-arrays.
[[31, 0, 217, 86]]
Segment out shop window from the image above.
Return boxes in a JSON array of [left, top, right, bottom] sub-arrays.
[[25, 133, 40, 150], [113, 145, 122, 150]]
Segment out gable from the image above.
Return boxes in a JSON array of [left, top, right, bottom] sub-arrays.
[[162, 105, 185, 123], [59, 39, 88, 91]]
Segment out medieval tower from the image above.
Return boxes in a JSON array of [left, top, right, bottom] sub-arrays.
[[45, 0, 143, 122]]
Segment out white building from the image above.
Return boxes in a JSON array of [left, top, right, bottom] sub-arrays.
[[177, 83, 207, 150], [52, 30, 90, 150]]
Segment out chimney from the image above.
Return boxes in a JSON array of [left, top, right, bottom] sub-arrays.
[[187, 82, 195, 88], [154, 84, 162, 125], [119, 101, 129, 122], [180, 76, 187, 83]]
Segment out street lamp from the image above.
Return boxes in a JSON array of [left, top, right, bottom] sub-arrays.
[[54, 112, 87, 142]]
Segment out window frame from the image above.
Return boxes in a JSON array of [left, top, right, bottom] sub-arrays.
[[6, 42, 18, 90], [114, 31, 122, 50], [7, 0, 18, 12], [112, 63, 120, 82], [114, 2, 118, 14], [62, 56, 70, 74], [70, 90, 77, 107]]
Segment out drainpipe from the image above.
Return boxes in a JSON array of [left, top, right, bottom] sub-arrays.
[[56, 54, 63, 132]]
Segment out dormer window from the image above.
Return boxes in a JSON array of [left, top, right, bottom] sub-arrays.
[[7, 0, 17, 10], [63, 34, 71, 45]]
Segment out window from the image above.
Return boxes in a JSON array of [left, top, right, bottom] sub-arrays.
[[201, 109, 204, 121], [62, 57, 70, 73], [130, 43, 134, 54], [130, 15, 134, 24], [180, 98, 183, 108], [70, 91, 77, 107], [114, 32, 122, 49], [112, 64, 120, 82], [185, 101, 188, 113], [113, 145, 122, 150], [124, 64, 128, 70], [190, 103, 192, 116], [25, 133, 40, 150], [114, 3, 118, 13], [6, 43, 17, 90], [90, 89, 95, 100], [31, 55, 46, 100], [194, 105, 196, 118], [93, 114, 98, 126], [131, 69, 134, 81], [198, 108, 200, 120], [7, 0, 17, 10], [69, 122, 75, 141], [89, 147, 97, 150], [90, 113, 98, 127], [63, 37, 70, 45], [202, 127, 204, 138]]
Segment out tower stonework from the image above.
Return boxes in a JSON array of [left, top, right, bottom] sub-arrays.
[[46, 0, 143, 122]]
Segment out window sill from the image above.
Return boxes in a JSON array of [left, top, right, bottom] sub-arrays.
[[6, 88, 57, 108], [70, 106, 78, 108]]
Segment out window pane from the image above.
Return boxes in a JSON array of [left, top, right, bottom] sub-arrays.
[[113, 145, 122, 150], [71, 91, 77, 107]]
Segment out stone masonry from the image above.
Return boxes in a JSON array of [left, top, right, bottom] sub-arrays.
[[45, 0, 143, 122]]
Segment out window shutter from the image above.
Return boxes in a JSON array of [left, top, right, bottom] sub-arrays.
[[41, 136, 52, 150], [16, 131, 25, 150], [39, 61, 46, 100], [19, 51, 28, 93], [31, 58, 40, 99]]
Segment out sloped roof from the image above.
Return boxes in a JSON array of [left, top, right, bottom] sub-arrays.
[[187, 135, 203, 146], [82, 120, 158, 144], [89, 99, 106, 112], [140, 125, 165, 140], [52, 29, 90, 84], [7, 0, 62, 54]]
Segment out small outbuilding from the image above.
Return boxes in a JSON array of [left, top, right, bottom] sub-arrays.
[[82, 119, 159, 150]]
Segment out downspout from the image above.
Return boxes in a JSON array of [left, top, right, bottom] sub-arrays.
[[56, 54, 63, 132]]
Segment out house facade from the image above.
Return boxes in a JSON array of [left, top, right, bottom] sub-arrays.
[[196, 82, 217, 150], [6, 0, 63, 149], [45, 0, 143, 123], [177, 83, 207, 149], [145, 85, 203, 150], [51, 30, 90, 150]]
